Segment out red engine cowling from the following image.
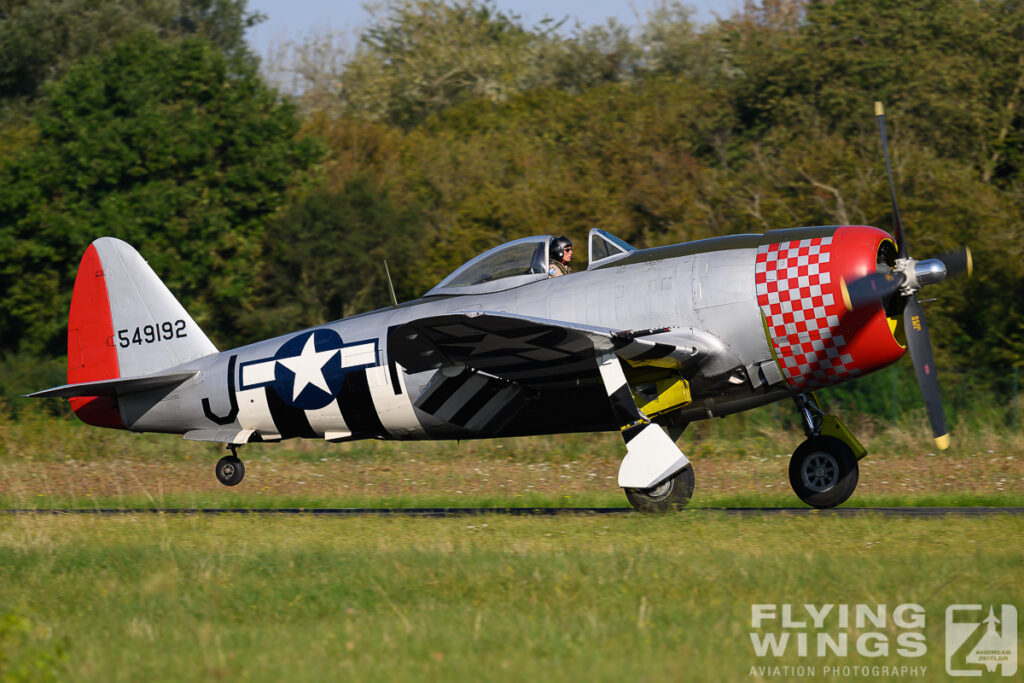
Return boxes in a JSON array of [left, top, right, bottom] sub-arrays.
[[755, 225, 905, 391]]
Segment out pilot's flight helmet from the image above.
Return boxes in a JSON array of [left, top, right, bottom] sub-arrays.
[[550, 236, 573, 261]]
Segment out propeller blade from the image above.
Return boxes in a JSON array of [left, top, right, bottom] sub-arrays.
[[840, 271, 905, 312], [935, 246, 973, 279], [903, 293, 950, 449], [876, 102, 908, 259]]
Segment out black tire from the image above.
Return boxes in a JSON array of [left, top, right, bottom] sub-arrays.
[[215, 455, 245, 486], [624, 466, 696, 513], [788, 436, 858, 508]]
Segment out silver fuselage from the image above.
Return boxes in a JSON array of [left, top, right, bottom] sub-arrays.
[[124, 231, 811, 443]]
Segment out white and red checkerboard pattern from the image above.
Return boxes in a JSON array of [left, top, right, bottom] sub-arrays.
[[754, 237, 860, 390]]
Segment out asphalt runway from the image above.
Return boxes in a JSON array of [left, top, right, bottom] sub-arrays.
[[2, 507, 1023, 517]]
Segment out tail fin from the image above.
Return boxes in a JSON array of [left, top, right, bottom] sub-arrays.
[[66, 237, 217, 427]]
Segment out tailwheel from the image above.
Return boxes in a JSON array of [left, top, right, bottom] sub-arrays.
[[788, 436, 858, 508], [215, 447, 245, 486], [624, 466, 695, 513]]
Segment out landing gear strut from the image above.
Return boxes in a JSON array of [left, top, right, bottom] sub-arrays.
[[788, 394, 859, 508], [215, 444, 245, 486]]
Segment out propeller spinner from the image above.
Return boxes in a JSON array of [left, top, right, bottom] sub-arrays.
[[839, 103, 973, 449]]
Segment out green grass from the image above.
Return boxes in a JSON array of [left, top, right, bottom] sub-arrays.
[[1, 514, 1021, 681], [0, 490, 628, 511], [3, 410, 1022, 680], [3, 491, 1024, 512]]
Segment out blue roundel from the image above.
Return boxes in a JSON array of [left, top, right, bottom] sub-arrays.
[[272, 329, 345, 410]]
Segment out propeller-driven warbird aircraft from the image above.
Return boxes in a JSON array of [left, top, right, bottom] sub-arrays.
[[28, 104, 971, 511]]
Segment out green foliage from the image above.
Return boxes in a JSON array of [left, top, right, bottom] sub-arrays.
[[718, 0, 1024, 185], [1, 0, 1023, 411], [0, 353, 67, 419], [0, 609, 65, 682], [0, 515, 1021, 678], [0, 0, 262, 103], [244, 174, 424, 339], [339, 0, 560, 126], [304, 1, 707, 126], [299, 0, 1023, 371], [0, 32, 321, 354]]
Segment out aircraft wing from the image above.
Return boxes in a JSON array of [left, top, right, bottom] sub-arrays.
[[389, 311, 706, 386]]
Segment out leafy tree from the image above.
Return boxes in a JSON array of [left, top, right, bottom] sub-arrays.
[[717, 0, 1024, 185], [0, 32, 321, 355], [249, 175, 424, 339], [4, 0, 1021, 401], [535, 20, 639, 93], [0, 0, 263, 103], [280, 1, 708, 124], [338, 0, 558, 126]]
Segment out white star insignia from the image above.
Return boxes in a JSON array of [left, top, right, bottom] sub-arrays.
[[277, 335, 339, 400]]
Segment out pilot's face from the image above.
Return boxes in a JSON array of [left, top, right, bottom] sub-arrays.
[[563, 246, 573, 262]]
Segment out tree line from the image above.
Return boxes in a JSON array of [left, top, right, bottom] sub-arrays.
[[1, 0, 1022, 410]]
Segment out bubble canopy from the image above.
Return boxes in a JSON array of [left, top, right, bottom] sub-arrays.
[[424, 236, 551, 297], [423, 230, 636, 297]]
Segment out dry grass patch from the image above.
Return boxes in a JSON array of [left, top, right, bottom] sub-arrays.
[[3, 413, 1023, 509]]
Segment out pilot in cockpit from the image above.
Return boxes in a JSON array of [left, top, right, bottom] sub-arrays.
[[548, 236, 574, 277]]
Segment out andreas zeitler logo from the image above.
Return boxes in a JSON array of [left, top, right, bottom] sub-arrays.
[[946, 605, 1018, 677], [748, 603, 1020, 678]]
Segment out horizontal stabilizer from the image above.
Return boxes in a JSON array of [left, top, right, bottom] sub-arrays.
[[25, 370, 197, 399]]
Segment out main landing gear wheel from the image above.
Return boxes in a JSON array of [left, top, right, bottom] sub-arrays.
[[788, 436, 858, 508], [624, 466, 696, 513], [215, 453, 245, 486]]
